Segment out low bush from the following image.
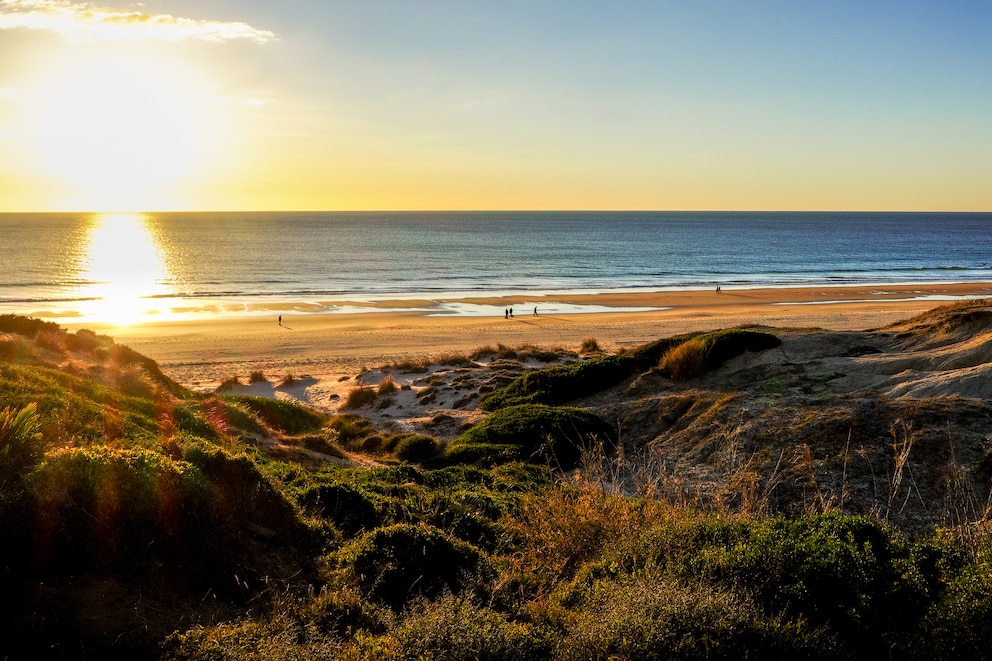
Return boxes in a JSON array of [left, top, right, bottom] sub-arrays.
[[249, 370, 267, 383], [334, 523, 490, 609], [447, 404, 615, 469], [29, 446, 216, 575], [479, 355, 632, 410], [327, 414, 375, 447], [298, 482, 380, 535], [395, 594, 554, 661], [392, 433, 440, 463], [223, 395, 324, 434]]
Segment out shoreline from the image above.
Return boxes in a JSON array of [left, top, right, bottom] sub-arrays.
[[64, 282, 992, 395]]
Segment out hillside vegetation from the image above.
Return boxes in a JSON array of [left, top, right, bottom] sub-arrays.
[[2, 308, 992, 660]]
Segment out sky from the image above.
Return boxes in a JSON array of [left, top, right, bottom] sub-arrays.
[[0, 0, 989, 212]]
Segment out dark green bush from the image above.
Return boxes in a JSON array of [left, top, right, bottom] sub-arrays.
[[479, 356, 632, 410], [298, 482, 380, 535], [336, 523, 490, 609], [661, 514, 938, 657], [327, 414, 376, 447], [29, 446, 216, 575], [393, 433, 440, 463], [447, 404, 615, 469]]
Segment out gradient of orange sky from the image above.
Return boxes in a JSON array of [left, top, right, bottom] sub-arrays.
[[0, 1, 989, 212]]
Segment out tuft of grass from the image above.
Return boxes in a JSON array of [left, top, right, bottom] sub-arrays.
[[280, 373, 297, 387], [216, 375, 240, 391], [659, 328, 781, 381], [249, 370, 267, 383], [377, 376, 398, 395], [344, 386, 377, 409], [0, 402, 43, 486], [659, 337, 708, 381], [579, 337, 601, 354]]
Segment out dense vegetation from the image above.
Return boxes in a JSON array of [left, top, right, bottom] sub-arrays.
[[1, 315, 990, 660]]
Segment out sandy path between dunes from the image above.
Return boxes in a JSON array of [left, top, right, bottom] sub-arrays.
[[69, 283, 992, 399]]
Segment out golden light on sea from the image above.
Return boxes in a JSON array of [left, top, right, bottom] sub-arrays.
[[78, 214, 172, 325]]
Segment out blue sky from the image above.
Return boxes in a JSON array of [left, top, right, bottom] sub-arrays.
[[0, 0, 989, 211]]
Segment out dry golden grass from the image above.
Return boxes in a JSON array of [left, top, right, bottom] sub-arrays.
[[344, 386, 377, 409], [659, 338, 707, 381], [377, 376, 398, 395]]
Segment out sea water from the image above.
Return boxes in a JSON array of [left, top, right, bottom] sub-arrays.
[[1, 211, 991, 322]]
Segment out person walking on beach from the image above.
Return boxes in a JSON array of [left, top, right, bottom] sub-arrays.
[[534, 306, 538, 316], [278, 315, 282, 325], [509, 308, 513, 318], [504, 309, 508, 319]]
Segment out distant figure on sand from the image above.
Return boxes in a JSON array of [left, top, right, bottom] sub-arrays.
[[716, 285, 721, 294], [509, 308, 513, 318], [534, 306, 538, 316], [278, 315, 282, 325], [504, 309, 508, 319]]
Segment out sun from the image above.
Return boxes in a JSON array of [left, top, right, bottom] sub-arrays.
[[28, 49, 209, 211]]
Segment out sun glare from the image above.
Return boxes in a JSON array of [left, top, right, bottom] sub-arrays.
[[78, 213, 172, 325], [28, 50, 207, 211]]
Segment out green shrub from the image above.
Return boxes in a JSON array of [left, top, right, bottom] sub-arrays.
[[479, 355, 632, 410], [299, 482, 380, 535], [327, 414, 376, 448], [556, 572, 832, 661], [393, 434, 440, 463], [335, 523, 490, 609], [395, 594, 554, 661], [915, 562, 992, 659], [224, 395, 324, 434], [447, 404, 615, 469], [669, 514, 934, 657], [182, 445, 305, 541], [29, 446, 216, 575]]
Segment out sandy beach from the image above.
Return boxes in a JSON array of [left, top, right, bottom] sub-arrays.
[[63, 283, 992, 396]]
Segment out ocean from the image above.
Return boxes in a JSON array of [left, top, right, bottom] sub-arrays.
[[1, 211, 991, 323]]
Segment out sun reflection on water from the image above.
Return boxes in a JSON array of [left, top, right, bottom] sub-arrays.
[[78, 213, 172, 325]]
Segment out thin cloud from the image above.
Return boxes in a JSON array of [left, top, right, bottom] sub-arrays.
[[0, 0, 274, 43]]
